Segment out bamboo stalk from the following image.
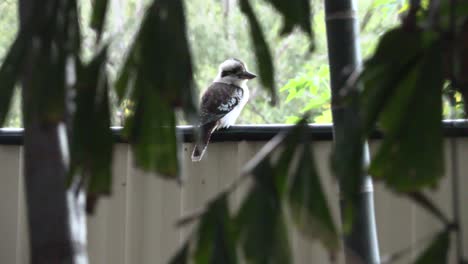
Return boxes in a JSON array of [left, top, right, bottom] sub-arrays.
[[324, 0, 381, 263]]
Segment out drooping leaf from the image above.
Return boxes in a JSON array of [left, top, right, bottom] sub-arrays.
[[71, 47, 113, 212], [242, 116, 337, 250], [369, 39, 444, 191], [239, 0, 276, 105], [115, 0, 197, 178], [119, 0, 197, 116], [236, 161, 291, 264], [90, 0, 109, 42], [288, 144, 338, 250], [115, 49, 135, 103], [360, 28, 426, 135], [168, 241, 190, 264], [72, 47, 113, 191], [125, 87, 179, 177], [272, 118, 309, 195], [413, 229, 450, 264], [265, 0, 313, 41], [193, 194, 238, 264], [0, 33, 27, 126]]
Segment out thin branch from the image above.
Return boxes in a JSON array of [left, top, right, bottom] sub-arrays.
[[247, 103, 269, 123], [176, 129, 288, 227], [245, 88, 269, 123], [380, 231, 440, 264], [406, 192, 451, 226]]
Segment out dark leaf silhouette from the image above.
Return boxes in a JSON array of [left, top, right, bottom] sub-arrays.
[[116, 0, 197, 178], [360, 28, 425, 135], [413, 229, 450, 264], [243, 116, 337, 250], [71, 46, 113, 211], [239, 0, 276, 105], [369, 38, 444, 191], [193, 194, 238, 264], [168, 241, 189, 264], [0, 34, 27, 126], [266, 0, 313, 40], [288, 143, 338, 250], [90, 0, 109, 42], [237, 160, 291, 264]]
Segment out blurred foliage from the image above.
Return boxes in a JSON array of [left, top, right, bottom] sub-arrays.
[[172, 118, 338, 263], [0, 0, 464, 263], [0, 0, 466, 126], [0, 0, 402, 126]]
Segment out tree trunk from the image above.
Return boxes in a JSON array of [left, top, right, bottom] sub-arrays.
[[19, 1, 88, 263]]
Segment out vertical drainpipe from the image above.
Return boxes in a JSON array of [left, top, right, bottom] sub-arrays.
[[324, 0, 381, 263]]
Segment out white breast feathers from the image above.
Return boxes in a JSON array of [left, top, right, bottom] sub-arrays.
[[218, 85, 249, 129]]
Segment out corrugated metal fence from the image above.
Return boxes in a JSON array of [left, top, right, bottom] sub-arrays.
[[1, 140, 467, 263]]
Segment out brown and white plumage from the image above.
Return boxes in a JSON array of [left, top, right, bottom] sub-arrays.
[[191, 58, 256, 162]]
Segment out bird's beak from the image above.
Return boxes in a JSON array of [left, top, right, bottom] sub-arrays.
[[240, 71, 257, 79]]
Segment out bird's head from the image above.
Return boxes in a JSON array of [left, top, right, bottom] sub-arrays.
[[214, 58, 256, 86]]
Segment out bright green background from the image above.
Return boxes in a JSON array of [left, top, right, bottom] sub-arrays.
[[0, 0, 402, 127]]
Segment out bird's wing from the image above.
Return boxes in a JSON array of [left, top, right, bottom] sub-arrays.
[[199, 82, 244, 125]]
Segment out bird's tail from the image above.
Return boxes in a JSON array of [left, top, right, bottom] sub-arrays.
[[191, 121, 218, 162]]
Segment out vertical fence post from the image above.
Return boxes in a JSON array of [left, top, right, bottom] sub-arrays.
[[324, 0, 381, 263]]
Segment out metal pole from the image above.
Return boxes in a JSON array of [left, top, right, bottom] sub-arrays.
[[324, 0, 381, 263]]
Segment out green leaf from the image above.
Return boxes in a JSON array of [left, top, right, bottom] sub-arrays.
[[285, 88, 298, 103], [193, 194, 238, 264], [288, 144, 338, 251], [90, 0, 109, 42], [413, 229, 450, 264], [329, 25, 410, 222], [301, 96, 328, 112], [0, 33, 27, 126], [115, 41, 137, 103], [239, 0, 276, 105], [168, 241, 189, 264], [239, 117, 337, 260], [236, 162, 291, 264], [116, 0, 197, 118], [369, 40, 444, 191], [273, 118, 308, 195], [360, 28, 426, 135], [71, 47, 113, 211], [125, 87, 179, 178], [115, 0, 197, 178]]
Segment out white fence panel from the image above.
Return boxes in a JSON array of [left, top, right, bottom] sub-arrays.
[[1, 139, 467, 264]]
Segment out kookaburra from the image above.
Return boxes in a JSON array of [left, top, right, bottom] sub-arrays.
[[191, 58, 256, 162]]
